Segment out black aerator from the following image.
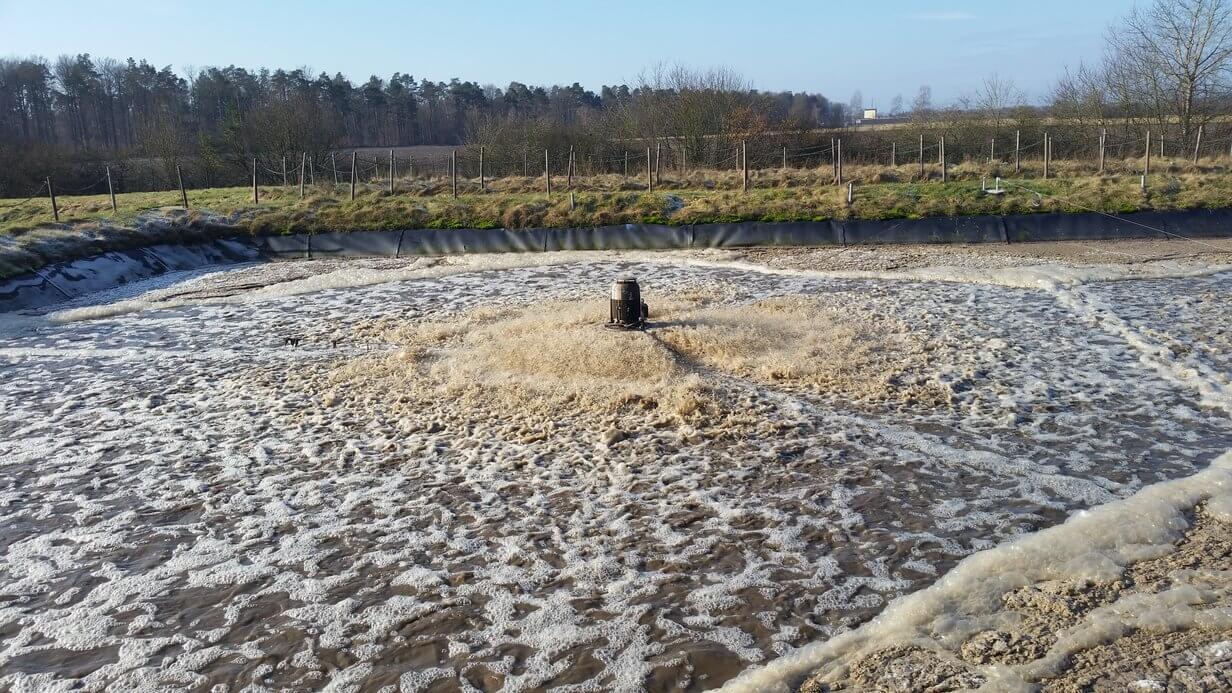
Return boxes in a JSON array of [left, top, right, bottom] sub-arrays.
[[607, 277, 649, 330]]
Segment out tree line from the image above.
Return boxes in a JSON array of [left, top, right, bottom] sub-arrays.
[[0, 58, 842, 195], [3, 0, 1231, 197]]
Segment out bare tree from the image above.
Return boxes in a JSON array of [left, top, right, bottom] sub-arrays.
[[849, 90, 864, 120], [1105, 0, 1232, 142], [970, 74, 1025, 126], [911, 85, 933, 117], [889, 94, 904, 116]]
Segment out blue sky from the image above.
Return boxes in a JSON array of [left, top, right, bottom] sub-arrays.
[[0, 0, 1135, 105]]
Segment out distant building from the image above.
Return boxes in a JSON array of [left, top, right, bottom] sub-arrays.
[[862, 108, 878, 120]]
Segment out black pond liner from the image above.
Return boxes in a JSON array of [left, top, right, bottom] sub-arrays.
[[3, 209, 1231, 314]]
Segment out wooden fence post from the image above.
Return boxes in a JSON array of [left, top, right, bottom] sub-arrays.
[[479, 146, 485, 192], [647, 147, 653, 191], [742, 139, 749, 192], [545, 149, 551, 196], [1014, 130, 1021, 173], [176, 164, 188, 208], [300, 152, 307, 197], [624, 150, 629, 178], [1043, 133, 1049, 179], [1194, 125, 1203, 165], [47, 177, 58, 222], [1099, 129, 1106, 173], [782, 145, 787, 170], [388, 149, 395, 194], [655, 141, 661, 184], [940, 137, 947, 183], [836, 138, 843, 186], [567, 145, 574, 188], [106, 165, 116, 212], [891, 141, 896, 167], [331, 153, 339, 185], [1145, 130, 1151, 176], [252, 158, 259, 204], [990, 138, 995, 164], [281, 155, 287, 187], [350, 152, 357, 201], [451, 149, 458, 198], [919, 134, 924, 177]]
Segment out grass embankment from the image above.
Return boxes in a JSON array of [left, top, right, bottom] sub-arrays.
[[2, 158, 1232, 278]]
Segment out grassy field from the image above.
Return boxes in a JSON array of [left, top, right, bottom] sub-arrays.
[[2, 158, 1232, 278]]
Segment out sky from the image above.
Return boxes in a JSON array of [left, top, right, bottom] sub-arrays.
[[0, 0, 1137, 106]]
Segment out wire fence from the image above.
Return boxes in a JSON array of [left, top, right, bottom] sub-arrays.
[[6, 124, 1232, 226]]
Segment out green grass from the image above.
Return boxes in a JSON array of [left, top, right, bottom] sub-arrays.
[[2, 162, 1231, 279]]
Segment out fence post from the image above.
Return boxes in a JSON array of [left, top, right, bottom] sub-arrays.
[[647, 147, 653, 191], [1099, 129, 1106, 173], [891, 141, 896, 167], [106, 165, 117, 212], [47, 177, 58, 222], [331, 153, 339, 185], [782, 145, 787, 170], [919, 134, 924, 177], [1014, 130, 1021, 173], [836, 138, 843, 186], [451, 149, 458, 198], [1160, 133, 1165, 158], [567, 145, 574, 189], [479, 146, 485, 192], [742, 139, 749, 192], [655, 141, 661, 184], [389, 149, 395, 194], [252, 158, 259, 204], [176, 164, 188, 208], [847, 181, 853, 205], [1194, 125, 1203, 165], [1145, 130, 1151, 176], [940, 137, 947, 183], [545, 149, 551, 196], [1043, 133, 1049, 179], [309, 154, 314, 185], [350, 152, 357, 201], [681, 147, 686, 173], [990, 138, 995, 164], [624, 150, 629, 178]]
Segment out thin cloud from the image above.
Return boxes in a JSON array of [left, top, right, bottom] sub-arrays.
[[906, 11, 976, 21]]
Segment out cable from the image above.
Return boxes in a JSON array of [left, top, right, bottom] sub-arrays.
[[1000, 178, 1232, 254], [0, 180, 49, 210], [56, 173, 111, 194]]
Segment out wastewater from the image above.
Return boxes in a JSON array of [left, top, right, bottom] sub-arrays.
[[0, 253, 1229, 691]]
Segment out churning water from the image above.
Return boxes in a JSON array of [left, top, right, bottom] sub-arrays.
[[1, 252, 1229, 691]]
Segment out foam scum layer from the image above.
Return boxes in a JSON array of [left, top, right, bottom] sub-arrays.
[[0, 252, 1229, 691], [304, 293, 951, 448]]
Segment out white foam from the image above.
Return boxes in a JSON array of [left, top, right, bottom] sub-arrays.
[[721, 452, 1232, 692]]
